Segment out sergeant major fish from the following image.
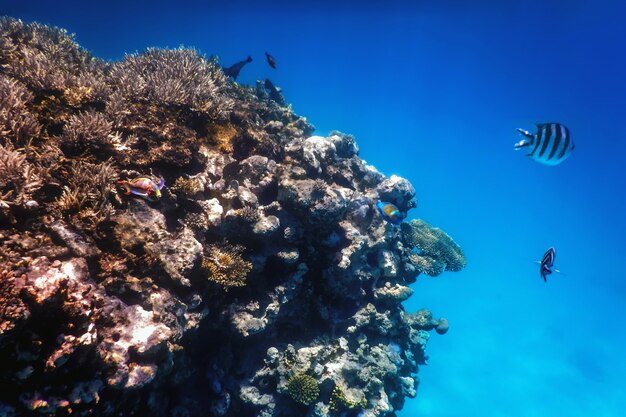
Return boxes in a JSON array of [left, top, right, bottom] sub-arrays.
[[515, 123, 574, 165], [538, 246, 560, 282], [118, 177, 165, 202]]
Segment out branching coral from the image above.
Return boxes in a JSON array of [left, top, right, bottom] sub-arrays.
[[185, 212, 210, 232], [235, 206, 260, 224], [0, 18, 103, 93], [0, 75, 41, 146], [201, 243, 252, 289], [109, 47, 232, 116], [60, 111, 113, 154], [401, 219, 466, 275], [170, 177, 202, 198], [54, 160, 116, 218], [329, 385, 366, 414], [286, 374, 319, 406], [0, 144, 44, 205]]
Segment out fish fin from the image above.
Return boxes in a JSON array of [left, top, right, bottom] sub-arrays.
[[156, 177, 165, 190]]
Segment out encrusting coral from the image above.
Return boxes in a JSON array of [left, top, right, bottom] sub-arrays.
[[0, 17, 466, 417]]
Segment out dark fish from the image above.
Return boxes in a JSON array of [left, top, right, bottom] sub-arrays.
[[222, 56, 252, 80], [265, 52, 277, 69], [376, 201, 403, 225], [514, 123, 574, 165], [539, 246, 558, 282]]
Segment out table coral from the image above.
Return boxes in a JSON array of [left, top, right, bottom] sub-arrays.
[[401, 219, 467, 275]]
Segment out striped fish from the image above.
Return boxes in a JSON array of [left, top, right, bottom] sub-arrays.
[[539, 247, 559, 282], [514, 123, 574, 165]]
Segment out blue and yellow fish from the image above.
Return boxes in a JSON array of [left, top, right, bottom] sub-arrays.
[[118, 177, 165, 202], [376, 201, 403, 225]]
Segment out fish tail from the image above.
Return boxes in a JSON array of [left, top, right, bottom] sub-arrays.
[[117, 181, 131, 195], [516, 128, 533, 139]]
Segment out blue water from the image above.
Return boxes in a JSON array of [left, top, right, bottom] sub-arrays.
[[10, 1, 626, 416]]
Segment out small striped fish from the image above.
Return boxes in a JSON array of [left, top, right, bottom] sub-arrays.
[[537, 246, 562, 282], [539, 247, 556, 282], [515, 123, 574, 165]]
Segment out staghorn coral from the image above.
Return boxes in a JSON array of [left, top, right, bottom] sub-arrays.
[[286, 374, 320, 406], [60, 110, 113, 154], [54, 160, 116, 219], [109, 47, 232, 115], [0, 75, 41, 146], [0, 144, 44, 206], [0, 17, 104, 94], [170, 176, 203, 197], [202, 243, 252, 289], [401, 219, 466, 275]]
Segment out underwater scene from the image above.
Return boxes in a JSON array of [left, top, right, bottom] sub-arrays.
[[1, 0, 625, 416]]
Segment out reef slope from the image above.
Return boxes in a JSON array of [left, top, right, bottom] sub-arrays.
[[0, 18, 465, 417]]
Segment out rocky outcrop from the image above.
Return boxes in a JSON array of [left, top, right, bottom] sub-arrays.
[[0, 18, 465, 417]]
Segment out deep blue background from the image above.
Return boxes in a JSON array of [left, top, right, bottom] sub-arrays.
[[7, 1, 626, 416]]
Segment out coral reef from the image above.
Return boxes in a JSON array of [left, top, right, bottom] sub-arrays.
[[0, 18, 465, 417]]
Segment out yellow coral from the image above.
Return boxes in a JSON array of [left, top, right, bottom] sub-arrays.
[[209, 124, 237, 153], [63, 85, 93, 107], [202, 243, 252, 289], [170, 176, 202, 197], [286, 374, 319, 406], [329, 385, 367, 414]]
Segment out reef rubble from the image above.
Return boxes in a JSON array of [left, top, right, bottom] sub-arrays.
[[0, 18, 465, 417]]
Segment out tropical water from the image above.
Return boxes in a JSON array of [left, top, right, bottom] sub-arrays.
[[8, 1, 626, 416]]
